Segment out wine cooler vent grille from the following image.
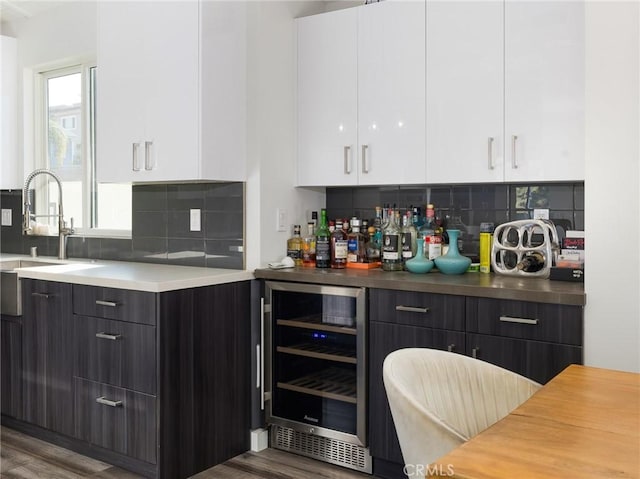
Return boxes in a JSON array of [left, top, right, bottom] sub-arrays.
[[271, 425, 372, 474]]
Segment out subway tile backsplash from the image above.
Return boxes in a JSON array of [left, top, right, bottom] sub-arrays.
[[327, 182, 584, 261], [0, 182, 245, 269]]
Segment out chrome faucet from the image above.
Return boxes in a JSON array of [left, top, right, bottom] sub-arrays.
[[23, 169, 74, 260]]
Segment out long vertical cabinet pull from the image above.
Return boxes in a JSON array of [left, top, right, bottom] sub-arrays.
[[344, 146, 352, 174], [144, 141, 154, 171], [361, 144, 370, 173], [132, 142, 141, 171], [488, 137, 495, 170], [260, 297, 266, 411], [511, 135, 519, 169]]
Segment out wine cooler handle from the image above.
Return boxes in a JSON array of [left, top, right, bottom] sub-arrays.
[[260, 297, 265, 411], [344, 146, 352, 174]]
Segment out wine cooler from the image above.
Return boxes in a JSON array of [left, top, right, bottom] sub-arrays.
[[263, 281, 371, 473]]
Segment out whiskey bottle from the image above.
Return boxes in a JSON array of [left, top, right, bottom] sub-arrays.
[[286, 225, 302, 266], [315, 209, 331, 269], [330, 219, 348, 269], [347, 218, 366, 263], [302, 222, 316, 267]]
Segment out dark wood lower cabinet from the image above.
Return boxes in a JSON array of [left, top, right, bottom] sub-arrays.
[[1, 315, 22, 419]]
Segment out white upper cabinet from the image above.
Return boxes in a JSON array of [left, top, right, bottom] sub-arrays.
[[296, 1, 425, 187], [1, 36, 19, 189], [425, 1, 504, 184], [296, 8, 358, 187], [505, 1, 585, 182], [97, 1, 246, 183], [426, 1, 584, 183], [357, 0, 426, 185]]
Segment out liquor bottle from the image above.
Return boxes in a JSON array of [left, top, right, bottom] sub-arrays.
[[302, 222, 316, 267], [373, 206, 383, 249], [311, 211, 318, 233], [382, 210, 403, 271], [347, 218, 366, 263], [365, 226, 380, 262], [286, 225, 302, 266], [419, 204, 442, 260], [315, 209, 331, 269], [412, 206, 424, 229], [329, 220, 335, 234], [516, 251, 546, 272], [401, 211, 417, 265], [361, 219, 370, 242], [330, 219, 348, 269]]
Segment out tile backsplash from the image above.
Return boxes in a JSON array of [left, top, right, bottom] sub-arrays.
[[327, 182, 584, 261], [0, 182, 245, 269]]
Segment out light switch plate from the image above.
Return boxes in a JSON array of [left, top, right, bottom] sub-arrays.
[[1, 209, 12, 226], [190, 209, 201, 232], [276, 208, 287, 232]]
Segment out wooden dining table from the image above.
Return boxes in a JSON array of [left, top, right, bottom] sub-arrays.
[[427, 364, 640, 478]]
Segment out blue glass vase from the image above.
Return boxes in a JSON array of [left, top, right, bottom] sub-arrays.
[[434, 229, 471, 274], [405, 238, 434, 274]]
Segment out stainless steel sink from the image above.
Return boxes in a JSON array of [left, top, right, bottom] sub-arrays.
[[1, 260, 59, 316]]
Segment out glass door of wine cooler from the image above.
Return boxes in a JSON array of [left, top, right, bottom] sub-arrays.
[[264, 281, 367, 448]]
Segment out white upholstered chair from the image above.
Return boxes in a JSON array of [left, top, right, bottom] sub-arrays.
[[383, 348, 541, 477]]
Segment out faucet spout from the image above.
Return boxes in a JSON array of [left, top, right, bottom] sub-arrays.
[[23, 169, 74, 259]]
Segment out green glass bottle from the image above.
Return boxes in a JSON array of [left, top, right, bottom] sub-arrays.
[[315, 209, 331, 269]]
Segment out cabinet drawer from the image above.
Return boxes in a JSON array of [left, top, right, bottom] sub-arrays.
[[466, 297, 583, 345], [75, 315, 156, 395], [369, 289, 465, 331], [74, 377, 156, 464], [73, 285, 156, 325], [467, 333, 583, 384]]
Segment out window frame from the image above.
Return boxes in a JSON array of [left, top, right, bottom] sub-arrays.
[[35, 61, 132, 238]]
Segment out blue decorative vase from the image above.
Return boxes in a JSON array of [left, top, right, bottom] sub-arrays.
[[434, 229, 471, 275], [405, 238, 434, 274]]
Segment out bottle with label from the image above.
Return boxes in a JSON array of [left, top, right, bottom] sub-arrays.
[[401, 211, 417, 266], [365, 226, 380, 262], [347, 218, 366, 263], [302, 222, 317, 267], [311, 211, 318, 233], [412, 206, 424, 229], [286, 225, 302, 266], [315, 209, 331, 269], [419, 204, 442, 260], [382, 210, 403, 271], [516, 251, 546, 272], [479, 222, 495, 273], [331, 219, 348, 269]]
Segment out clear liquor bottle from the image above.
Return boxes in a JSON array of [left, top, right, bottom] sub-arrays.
[[347, 218, 366, 264], [301, 222, 316, 267], [401, 211, 417, 266], [286, 225, 302, 266], [315, 209, 331, 269], [382, 209, 403, 271]]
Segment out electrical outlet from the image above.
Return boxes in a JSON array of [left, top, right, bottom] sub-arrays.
[[190, 209, 201, 232], [276, 208, 287, 232], [1, 209, 12, 226]]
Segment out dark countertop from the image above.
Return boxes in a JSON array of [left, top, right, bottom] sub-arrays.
[[254, 267, 585, 306]]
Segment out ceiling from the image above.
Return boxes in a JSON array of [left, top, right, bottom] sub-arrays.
[[0, 0, 68, 26]]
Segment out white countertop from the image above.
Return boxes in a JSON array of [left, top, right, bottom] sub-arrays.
[[0, 255, 254, 292]]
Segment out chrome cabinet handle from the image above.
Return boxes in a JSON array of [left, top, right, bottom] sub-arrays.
[[132, 142, 141, 171], [31, 292, 51, 299], [260, 297, 265, 411], [95, 332, 122, 341], [362, 144, 369, 173], [511, 135, 518, 169], [472, 347, 480, 359], [395, 305, 429, 313], [144, 141, 154, 170], [344, 146, 352, 174], [96, 396, 123, 408], [447, 344, 455, 352], [499, 315, 539, 325], [95, 300, 118, 307], [488, 137, 495, 170]]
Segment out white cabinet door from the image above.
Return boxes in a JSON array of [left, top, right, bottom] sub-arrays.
[[96, 1, 146, 183], [425, 1, 503, 184], [505, 1, 585, 182], [97, 1, 199, 183], [296, 8, 358, 187], [1, 36, 18, 189], [358, 0, 426, 185]]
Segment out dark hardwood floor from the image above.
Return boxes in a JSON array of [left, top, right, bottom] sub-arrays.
[[0, 427, 371, 479]]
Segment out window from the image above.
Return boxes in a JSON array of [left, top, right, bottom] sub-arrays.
[[38, 64, 131, 235]]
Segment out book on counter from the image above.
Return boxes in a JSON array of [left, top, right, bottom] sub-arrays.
[[552, 230, 584, 281]]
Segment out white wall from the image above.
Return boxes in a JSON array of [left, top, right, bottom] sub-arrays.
[[245, 1, 326, 270], [584, 1, 640, 372]]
